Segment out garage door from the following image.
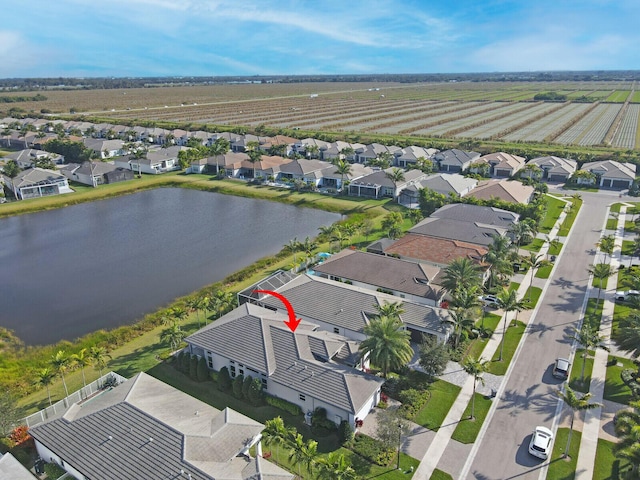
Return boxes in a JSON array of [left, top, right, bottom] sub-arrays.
[[548, 174, 567, 182], [612, 179, 631, 189]]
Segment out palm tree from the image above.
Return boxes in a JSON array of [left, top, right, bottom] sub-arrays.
[[557, 386, 601, 457], [170, 306, 188, 326], [70, 348, 91, 389], [284, 237, 301, 264], [446, 307, 476, 349], [546, 235, 562, 261], [262, 417, 293, 466], [385, 167, 406, 200], [247, 149, 262, 179], [300, 236, 318, 270], [616, 313, 640, 359], [186, 297, 201, 328], [463, 356, 488, 419], [214, 290, 236, 318], [523, 253, 550, 301], [568, 324, 609, 384], [484, 234, 515, 290], [334, 159, 352, 192], [317, 451, 357, 480], [588, 263, 615, 306], [374, 300, 405, 319], [196, 294, 211, 324], [360, 315, 413, 378], [288, 433, 318, 476], [89, 346, 111, 386], [597, 235, 615, 263], [441, 257, 482, 293], [209, 138, 230, 176], [509, 221, 534, 249], [160, 323, 186, 352], [50, 350, 71, 400], [497, 289, 528, 361], [305, 144, 320, 159], [613, 400, 640, 476], [35, 367, 56, 406]]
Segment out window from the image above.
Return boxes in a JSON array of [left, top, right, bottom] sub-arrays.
[[299, 394, 306, 401], [207, 355, 213, 369], [230, 365, 236, 377], [333, 328, 339, 334], [261, 378, 268, 390]]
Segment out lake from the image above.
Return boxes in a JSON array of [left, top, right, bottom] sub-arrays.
[[0, 188, 341, 345]]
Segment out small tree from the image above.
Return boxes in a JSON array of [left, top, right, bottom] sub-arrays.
[[375, 407, 410, 452], [196, 356, 209, 382], [419, 335, 450, 380], [247, 377, 264, 406], [462, 356, 488, 419], [218, 366, 232, 392], [0, 390, 24, 437], [242, 375, 253, 398], [338, 420, 354, 445], [189, 355, 198, 380], [232, 374, 244, 398]]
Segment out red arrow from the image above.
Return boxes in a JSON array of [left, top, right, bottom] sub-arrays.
[[253, 290, 302, 332]]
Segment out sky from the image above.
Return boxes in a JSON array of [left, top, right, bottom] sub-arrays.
[[1, 0, 639, 78]]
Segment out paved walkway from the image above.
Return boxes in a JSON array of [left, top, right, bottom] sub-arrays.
[[414, 196, 571, 479]]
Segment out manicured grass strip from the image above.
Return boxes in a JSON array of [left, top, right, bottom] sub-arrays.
[[607, 218, 618, 230], [450, 393, 492, 444], [585, 298, 604, 329], [466, 313, 501, 360], [569, 349, 595, 394], [523, 286, 542, 308], [546, 428, 582, 480], [535, 264, 553, 279], [621, 240, 637, 256], [610, 203, 622, 214], [521, 238, 544, 252], [558, 198, 582, 237], [594, 437, 631, 480], [604, 355, 635, 405], [413, 380, 461, 431], [509, 282, 520, 291], [539, 195, 567, 233], [430, 469, 454, 480], [487, 321, 526, 375]]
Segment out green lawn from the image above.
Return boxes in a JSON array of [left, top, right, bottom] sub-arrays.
[[487, 321, 526, 376], [521, 238, 544, 252], [450, 393, 493, 443], [466, 313, 501, 360], [610, 203, 622, 214], [607, 218, 618, 230], [594, 438, 631, 480], [593, 276, 609, 291], [413, 380, 461, 431], [539, 195, 568, 233], [585, 298, 604, 329], [621, 240, 636, 256], [546, 428, 582, 480], [523, 286, 543, 308], [535, 263, 553, 279], [430, 469, 454, 480], [569, 349, 595, 394], [604, 355, 636, 405], [558, 197, 583, 237]]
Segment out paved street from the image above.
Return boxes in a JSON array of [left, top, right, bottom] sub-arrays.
[[462, 191, 619, 480]]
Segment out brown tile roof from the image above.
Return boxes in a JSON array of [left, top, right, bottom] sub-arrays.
[[384, 234, 487, 266], [468, 179, 534, 204]]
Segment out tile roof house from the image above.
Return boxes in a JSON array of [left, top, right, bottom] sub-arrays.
[[319, 162, 374, 190], [398, 173, 477, 207], [433, 149, 480, 172], [430, 203, 520, 227], [61, 161, 134, 187], [355, 143, 403, 165], [579, 160, 636, 189], [30, 372, 292, 480], [467, 179, 535, 204], [114, 147, 187, 175], [0, 452, 36, 480], [275, 159, 334, 186], [525, 156, 577, 182], [408, 216, 509, 247], [2, 168, 73, 200], [476, 152, 526, 177], [240, 271, 452, 344], [187, 303, 385, 427], [313, 249, 446, 306], [82, 138, 126, 159], [3, 148, 64, 168], [394, 146, 439, 168], [383, 234, 488, 269], [348, 168, 428, 199]]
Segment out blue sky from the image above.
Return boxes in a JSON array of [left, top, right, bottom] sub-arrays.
[[1, 0, 638, 78]]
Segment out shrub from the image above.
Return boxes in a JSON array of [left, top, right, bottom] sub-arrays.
[[247, 377, 264, 406], [232, 375, 244, 399], [218, 367, 232, 392], [242, 375, 253, 398], [621, 369, 640, 398], [350, 433, 395, 466], [44, 463, 67, 478], [338, 420, 354, 445], [181, 351, 191, 373], [189, 355, 198, 380], [313, 407, 327, 420], [398, 388, 430, 419], [265, 395, 302, 416], [196, 357, 209, 382]]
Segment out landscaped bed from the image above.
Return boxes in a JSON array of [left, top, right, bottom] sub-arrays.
[[450, 393, 493, 443], [604, 355, 636, 405], [488, 320, 526, 376], [569, 349, 595, 394], [546, 428, 582, 480]]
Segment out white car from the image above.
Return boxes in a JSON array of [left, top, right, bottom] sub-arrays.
[[529, 426, 554, 459], [615, 290, 640, 301], [480, 294, 499, 307]]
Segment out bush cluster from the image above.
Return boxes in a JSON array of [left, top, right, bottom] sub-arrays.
[[621, 369, 640, 398], [174, 351, 212, 382], [351, 433, 395, 466], [265, 395, 302, 416], [398, 388, 430, 418]]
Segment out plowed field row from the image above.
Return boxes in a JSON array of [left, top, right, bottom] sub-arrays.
[[502, 103, 591, 142], [612, 104, 640, 149], [556, 104, 621, 145]]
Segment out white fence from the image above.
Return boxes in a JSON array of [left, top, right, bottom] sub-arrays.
[[22, 372, 128, 428]]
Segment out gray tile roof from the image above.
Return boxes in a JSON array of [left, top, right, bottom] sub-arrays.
[[581, 160, 636, 180], [0, 453, 35, 480], [258, 274, 451, 337], [434, 149, 480, 166], [186, 303, 383, 415], [409, 217, 507, 246], [30, 373, 290, 480], [313, 249, 444, 301], [527, 156, 577, 175], [430, 203, 519, 227]]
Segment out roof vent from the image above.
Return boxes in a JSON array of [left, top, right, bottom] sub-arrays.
[[108, 435, 112, 441], [195, 410, 199, 416], [148, 437, 153, 443]]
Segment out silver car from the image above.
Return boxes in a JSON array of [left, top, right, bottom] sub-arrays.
[[553, 358, 570, 379]]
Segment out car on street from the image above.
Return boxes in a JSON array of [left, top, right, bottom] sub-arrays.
[[552, 358, 571, 379], [480, 294, 499, 307], [615, 290, 640, 301], [529, 426, 554, 459]]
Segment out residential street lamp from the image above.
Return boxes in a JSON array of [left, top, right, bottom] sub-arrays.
[[397, 423, 402, 470]]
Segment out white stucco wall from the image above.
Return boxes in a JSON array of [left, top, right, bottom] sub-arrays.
[[35, 440, 87, 480]]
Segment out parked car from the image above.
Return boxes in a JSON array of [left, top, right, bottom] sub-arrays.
[[615, 290, 640, 301], [480, 294, 499, 307], [552, 358, 571, 379], [529, 426, 554, 459]]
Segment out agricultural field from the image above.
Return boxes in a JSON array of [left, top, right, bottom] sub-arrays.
[[3, 80, 639, 149]]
